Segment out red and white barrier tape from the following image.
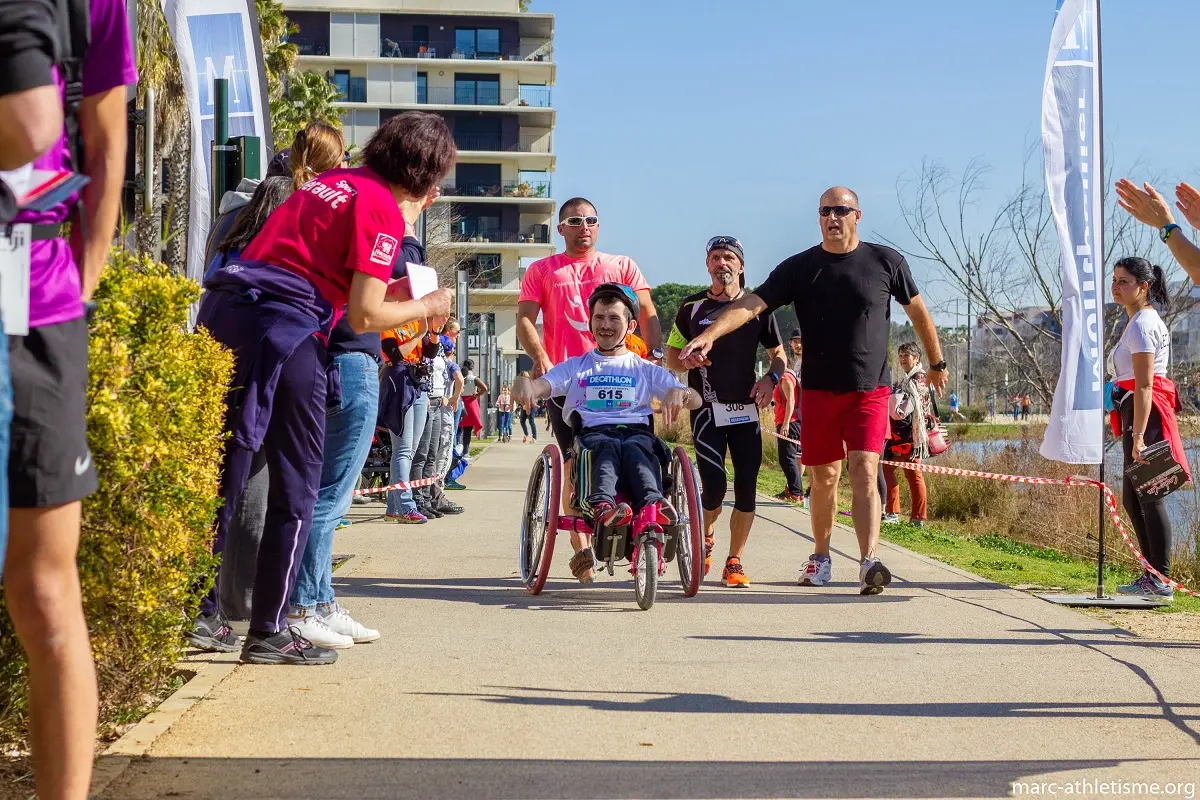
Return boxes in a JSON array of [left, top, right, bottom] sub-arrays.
[[351, 475, 440, 497], [767, 428, 1196, 598]]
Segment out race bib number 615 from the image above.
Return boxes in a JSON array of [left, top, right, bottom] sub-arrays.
[[585, 375, 635, 412]]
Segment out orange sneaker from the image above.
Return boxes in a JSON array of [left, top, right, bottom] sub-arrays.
[[703, 536, 715, 576], [722, 556, 750, 587]]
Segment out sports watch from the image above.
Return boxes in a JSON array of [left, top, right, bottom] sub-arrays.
[[1161, 223, 1182, 242], [930, 360, 948, 372], [768, 371, 781, 385], [650, 347, 665, 361]]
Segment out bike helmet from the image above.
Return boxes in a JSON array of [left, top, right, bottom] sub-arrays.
[[587, 282, 640, 321]]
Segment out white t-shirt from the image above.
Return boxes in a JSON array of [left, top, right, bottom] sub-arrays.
[[1111, 307, 1170, 382], [429, 355, 448, 399], [543, 350, 686, 428]]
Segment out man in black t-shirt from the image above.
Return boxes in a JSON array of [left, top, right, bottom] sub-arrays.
[[679, 187, 948, 595], [666, 235, 787, 588]]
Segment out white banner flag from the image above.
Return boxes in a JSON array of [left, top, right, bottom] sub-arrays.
[[161, 0, 272, 286], [1040, 0, 1104, 465]]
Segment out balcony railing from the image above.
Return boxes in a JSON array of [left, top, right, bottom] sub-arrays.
[[417, 86, 551, 108], [453, 134, 552, 154], [444, 227, 551, 245], [289, 37, 329, 56], [441, 180, 551, 199], [378, 39, 552, 62]]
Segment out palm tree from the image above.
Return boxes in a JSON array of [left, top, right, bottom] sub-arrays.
[[273, 70, 343, 151]]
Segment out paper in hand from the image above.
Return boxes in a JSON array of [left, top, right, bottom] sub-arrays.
[[404, 262, 439, 299]]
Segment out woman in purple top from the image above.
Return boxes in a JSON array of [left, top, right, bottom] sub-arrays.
[[3, 0, 136, 797]]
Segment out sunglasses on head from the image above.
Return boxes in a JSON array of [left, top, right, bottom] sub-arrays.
[[706, 235, 742, 252], [819, 205, 858, 218], [561, 215, 599, 227]]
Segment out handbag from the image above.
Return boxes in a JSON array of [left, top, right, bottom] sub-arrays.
[[926, 392, 950, 457]]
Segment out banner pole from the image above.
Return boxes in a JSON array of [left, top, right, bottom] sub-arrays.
[[1094, 0, 1107, 599]]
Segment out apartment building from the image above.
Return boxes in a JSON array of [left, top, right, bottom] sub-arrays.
[[281, 0, 556, 378]]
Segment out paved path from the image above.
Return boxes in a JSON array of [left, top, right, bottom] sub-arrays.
[[99, 443, 1200, 799]]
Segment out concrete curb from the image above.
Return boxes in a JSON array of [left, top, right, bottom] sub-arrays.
[[89, 554, 369, 798]]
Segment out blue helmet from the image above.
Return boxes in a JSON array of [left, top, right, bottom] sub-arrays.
[[587, 282, 640, 321]]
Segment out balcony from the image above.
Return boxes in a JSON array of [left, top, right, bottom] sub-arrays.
[[379, 39, 553, 63], [444, 227, 551, 245], [290, 36, 328, 56], [441, 180, 551, 199], [416, 86, 551, 108], [453, 134, 552, 154]]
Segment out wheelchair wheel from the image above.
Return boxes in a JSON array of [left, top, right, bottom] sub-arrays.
[[634, 536, 658, 611], [671, 447, 704, 597], [520, 445, 562, 595]]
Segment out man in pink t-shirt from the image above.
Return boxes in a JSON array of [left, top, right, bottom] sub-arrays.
[[517, 197, 661, 576]]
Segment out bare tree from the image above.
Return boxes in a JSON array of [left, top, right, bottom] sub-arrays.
[[882, 151, 1200, 409]]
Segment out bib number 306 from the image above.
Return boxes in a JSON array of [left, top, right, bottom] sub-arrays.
[[713, 402, 754, 428]]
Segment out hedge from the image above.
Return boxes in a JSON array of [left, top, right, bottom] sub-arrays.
[[0, 249, 233, 748]]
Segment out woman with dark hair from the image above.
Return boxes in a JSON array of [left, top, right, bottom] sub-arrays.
[[203, 176, 294, 282], [187, 111, 457, 664], [1110, 256, 1188, 599]]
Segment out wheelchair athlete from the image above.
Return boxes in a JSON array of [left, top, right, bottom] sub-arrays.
[[513, 283, 701, 582]]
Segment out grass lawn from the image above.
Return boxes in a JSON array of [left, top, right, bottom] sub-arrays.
[[754, 462, 1199, 614]]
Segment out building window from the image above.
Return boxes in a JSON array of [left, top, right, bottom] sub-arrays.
[[413, 24, 429, 47], [454, 74, 500, 105], [332, 69, 350, 100], [456, 163, 502, 195], [455, 28, 501, 59], [467, 255, 503, 289], [417, 72, 427, 104], [457, 215, 501, 241]]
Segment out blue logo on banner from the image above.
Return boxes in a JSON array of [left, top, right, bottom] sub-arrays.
[[187, 13, 260, 177]]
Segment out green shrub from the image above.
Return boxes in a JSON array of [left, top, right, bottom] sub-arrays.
[[963, 407, 987, 423], [0, 249, 233, 749]]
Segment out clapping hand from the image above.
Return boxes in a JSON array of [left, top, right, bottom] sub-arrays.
[[1115, 179, 1175, 229], [1176, 183, 1200, 229]]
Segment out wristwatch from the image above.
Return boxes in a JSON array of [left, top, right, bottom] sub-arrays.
[[650, 347, 665, 361], [768, 370, 780, 385], [1161, 223, 1182, 242], [930, 360, 948, 372]]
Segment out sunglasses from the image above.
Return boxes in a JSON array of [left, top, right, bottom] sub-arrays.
[[561, 215, 599, 227], [706, 235, 742, 252], [819, 205, 858, 218]]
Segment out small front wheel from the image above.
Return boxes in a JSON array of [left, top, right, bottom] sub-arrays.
[[634, 537, 658, 611]]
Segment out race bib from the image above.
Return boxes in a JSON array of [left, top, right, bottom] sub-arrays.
[[713, 401, 755, 428], [0, 224, 31, 335], [585, 374, 636, 412]]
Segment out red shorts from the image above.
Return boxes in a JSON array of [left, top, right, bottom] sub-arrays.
[[800, 387, 890, 466]]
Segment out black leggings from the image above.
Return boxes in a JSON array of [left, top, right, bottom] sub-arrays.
[[691, 406, 761, 513], [1120, 398, 1172, 577], [519, 409, 537, 439]]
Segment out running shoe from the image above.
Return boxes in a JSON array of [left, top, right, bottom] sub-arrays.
[[388, 511, 427, 524], [185, 613, 241, 652], [446, 479, 467, 490], [654, 499, 678, 527], [436, 501, 465, 515], [320, 602, 382, 643], [286, 607, 353, 650], [241, 627, 338, 665], [798, 554, 832, 586], [593, 501, 633, 529], [722, 556, 750, 587], [703, 535, 715, 576], [1118, 573, 1174, 598], [882, 513, 901, 524], [859, 557, 893, 595], [335, 519, 351, 530], [911, 519, 925, 528]]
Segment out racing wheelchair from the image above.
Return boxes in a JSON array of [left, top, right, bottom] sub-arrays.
[[518, 422, 704, 610]]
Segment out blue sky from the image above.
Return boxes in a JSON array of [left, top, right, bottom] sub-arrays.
[[532, 0, 1200, 322]]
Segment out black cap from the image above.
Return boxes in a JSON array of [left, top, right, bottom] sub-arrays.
[[788, 328, 801, 340], [588, 282, 640, 320]]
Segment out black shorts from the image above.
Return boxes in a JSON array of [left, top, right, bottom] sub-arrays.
[[547, 395, 575, 456], [9, 316, 97, 507]]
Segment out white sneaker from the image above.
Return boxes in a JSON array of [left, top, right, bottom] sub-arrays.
[[320, 603, 381, 644], [798, 554, 832, 586], [859, 557, 893, 595], [882, 513, 901, 524], [287, 608, 354, 650]]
